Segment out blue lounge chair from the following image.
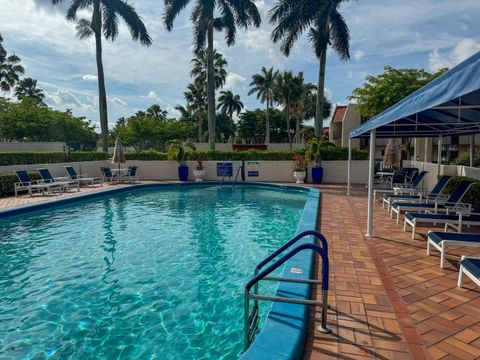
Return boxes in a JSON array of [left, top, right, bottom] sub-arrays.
[[404, 202, 480, 239], [390, 180, 472, 224], [121, 166, 139, 183], [65, 166, 102, 187], [458, 256, 480, 288], [427, 232, 480, 268], [14, 170, 58, 197], [100, 167, 119, 183], [37, 168, 79, 192], [382, 175, 450, 210]]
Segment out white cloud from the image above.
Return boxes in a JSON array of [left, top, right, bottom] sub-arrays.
[[224, 72, 246, 90], [352, 50, 365, 61], [46, 89, 90, 109], [428, 38, 480, 71], [82, 74, 98, 82], [109, 97, 127, 108], [147, 91, 159, 99]]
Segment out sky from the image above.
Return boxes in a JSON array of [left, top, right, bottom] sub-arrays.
[[1, 0, 480, 130]]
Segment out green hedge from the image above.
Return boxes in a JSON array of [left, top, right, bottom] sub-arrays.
[[441, 176, 480, 205], [0, 152, 109, 166], [126, 148, 369, 161], [0, 172, 41, 197], [454, 151, 480, 167]]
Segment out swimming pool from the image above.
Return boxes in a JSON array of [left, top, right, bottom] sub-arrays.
[[0, 184, 316, 359]]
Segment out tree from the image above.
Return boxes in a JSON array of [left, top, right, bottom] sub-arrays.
[[146, 104, 168, 120], [270, 0, 351, 138], [248, 66, 279, 144], [237, 108, 291, 143], [289, 74, 316, 143], [191, 50, 228, 90], [274, 70, 303, 147], [164, 0, 261, 150], [349, 66, 448, 117], [52, 0, 152, 152], [0, 33, 24, 93], [217, 90, 243, 143], [183, 82, 207, 142], [14, 78, 45, 102]]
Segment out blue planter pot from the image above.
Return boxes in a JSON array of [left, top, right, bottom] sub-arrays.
[[311, 167, 323, 184], [178, 165, 189, 181]]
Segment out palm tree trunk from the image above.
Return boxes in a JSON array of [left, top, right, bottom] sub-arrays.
[[207, 17, 216, 150], [197, 111, 202, 142], [286, 104, 291, 148], [229, 112, 235, 143], [93, 1, 109, 152], [315, 46, 327, 139], [295, 113, 301, 143], [265, 98, 270, 144]]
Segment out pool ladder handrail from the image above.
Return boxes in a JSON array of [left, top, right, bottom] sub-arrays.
[[220, 165, 243, 189], [244, 230, 330, 350]]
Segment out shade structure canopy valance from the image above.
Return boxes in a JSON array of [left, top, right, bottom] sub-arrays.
[[350, 51, 480, 139]]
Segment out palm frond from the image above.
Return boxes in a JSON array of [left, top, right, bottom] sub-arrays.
[[75, 18, 94, 39], [163, 0, 191, 31], [329, 8, 350, 60], [111, 0, 152, 46]]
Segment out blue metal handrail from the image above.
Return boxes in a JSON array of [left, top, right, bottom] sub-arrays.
[[244, 242, 330, 349]]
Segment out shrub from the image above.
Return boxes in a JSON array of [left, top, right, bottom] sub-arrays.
[[454, 151, 480, 167], [0, 152, 108, 166], [441, 176, 480, 205], [0, 172, 41, 197]]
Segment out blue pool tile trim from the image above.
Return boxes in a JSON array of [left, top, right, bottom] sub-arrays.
[[0, 182, 321, 360]]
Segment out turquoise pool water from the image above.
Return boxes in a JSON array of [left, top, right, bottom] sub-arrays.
[[0, 186, 308, 360]]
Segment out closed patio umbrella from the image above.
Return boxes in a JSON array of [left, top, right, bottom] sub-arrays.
[[112, 137, 126, 170], [383, 138, 401, 168]]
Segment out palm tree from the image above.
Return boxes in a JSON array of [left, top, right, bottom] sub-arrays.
[[248, 67, 279, 144], [184, 82, 207, 142], [274, 70, 302, 148], [14, 78, 45, 102], [146, 104, 168, 120], [164, 0, 261, 150], [52, 0, 152, 152], [0, 33, 24, 93], [191, 50, 228, 90], [270, 0, 350, 138], [290, 77, 316, 143], [217, 90, 243, 143]]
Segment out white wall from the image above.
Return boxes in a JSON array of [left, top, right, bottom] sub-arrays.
[[0, 161, 109, 178], [0, 142, 66, 152], [191, 143, 305, 151]]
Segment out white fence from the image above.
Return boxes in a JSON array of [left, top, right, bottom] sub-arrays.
[[0, 142, 66, 152], [0, 160, 368, 184]]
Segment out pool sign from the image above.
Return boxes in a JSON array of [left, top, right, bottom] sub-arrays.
[[217, 162, 233, 177], [290, 267, 304, 275], [246, 161, 259, 177]]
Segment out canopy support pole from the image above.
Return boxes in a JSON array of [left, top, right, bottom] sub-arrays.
[[366, 129, 376, 237], [470, 135, 475, 167], [347, 138, 352, 196], [437, 136, 442, 177]]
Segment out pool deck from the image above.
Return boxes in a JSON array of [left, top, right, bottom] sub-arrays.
[[305, 184, 480, 360], [1, 182, 479, 359]]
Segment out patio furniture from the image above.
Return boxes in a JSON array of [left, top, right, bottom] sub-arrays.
[[404, 202, 480, 238], [65, 166, 102, 187], [382, 174, 449, 211], [373, 170, 406, 201], [121, 165, 139, 183], [37, 168, 80, 192], [390, 180, 472, 223], [427, 232, 480, 268], [14, 170, 58, 197], [100, 167, 119, 183], [458, 256, 480, 288], [393, 170, 427, 195]]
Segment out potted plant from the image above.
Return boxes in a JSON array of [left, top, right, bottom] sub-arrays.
[[292, 154, 308, 184], [193, 156, 206, 182], [305, 138, 324, 184], [166, 140, 196, 181]]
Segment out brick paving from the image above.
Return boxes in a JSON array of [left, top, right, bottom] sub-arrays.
[[304, 185, 480, 360], [2, 182, 479, 359]]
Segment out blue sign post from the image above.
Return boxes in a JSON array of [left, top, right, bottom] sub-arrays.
[[217, 162, 233, 177]]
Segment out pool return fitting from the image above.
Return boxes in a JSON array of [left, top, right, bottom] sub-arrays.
[[243, 230, 330, 350]]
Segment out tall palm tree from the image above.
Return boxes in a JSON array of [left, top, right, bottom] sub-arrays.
[[164, 0, 261, 150], [146, 104, 168, 120], [289, 76, 316, 143], [274, 70, 302, 148], [248, 66, 279, 144], [217, 90, 243, 143], [184, 82, 207, 142], [52, 0, 152, 152], [0, 33, 24, 93], [14, 78, 45, 102], [191, 50, 228, 90], [270, 0, 350, 138]]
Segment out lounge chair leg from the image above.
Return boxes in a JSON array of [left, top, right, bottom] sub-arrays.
[[403, 220, 407, 231], [458, 265, 465, 288], [397, 211, 400, 224], [440, 243, 446, 269], [412, 222, 416, 240], [427, 239, 431, 255]]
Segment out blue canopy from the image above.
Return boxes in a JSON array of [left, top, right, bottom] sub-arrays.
[[350, 51, 480, 139]]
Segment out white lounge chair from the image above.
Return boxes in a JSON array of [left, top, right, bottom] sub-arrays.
[[458, 256, 480, 288], [65, 166, 102, 187], [427, 232, 480, 268]]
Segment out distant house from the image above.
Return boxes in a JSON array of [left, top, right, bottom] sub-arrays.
[[329, 104, 361, 149]]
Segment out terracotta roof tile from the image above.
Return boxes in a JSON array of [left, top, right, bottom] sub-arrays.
[[332, 105, 348, 123]]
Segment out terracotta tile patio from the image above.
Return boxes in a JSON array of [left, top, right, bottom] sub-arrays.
[[305, 185, 480, 360]]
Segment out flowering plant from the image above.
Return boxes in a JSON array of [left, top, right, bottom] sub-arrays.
[[292, 154, 307, 172], [195, 156, 204, 171]]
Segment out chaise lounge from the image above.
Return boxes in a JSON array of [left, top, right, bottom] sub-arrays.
[[65, 166, 102, 187], [427, 232, 480, 268], [458, 256, 480, 288], [14, 170, 61, 197], [37, 168, 80, 192]]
